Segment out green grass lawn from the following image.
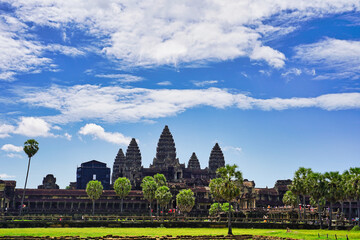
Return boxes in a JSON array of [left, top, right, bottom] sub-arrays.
[[0, 228, 359, 239]]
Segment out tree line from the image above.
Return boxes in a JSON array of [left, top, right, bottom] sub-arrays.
[[283, 167, 360, 229]]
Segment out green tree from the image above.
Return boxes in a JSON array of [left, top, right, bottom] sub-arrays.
[[155, 186, 172, 216], [216, 164, 243, 235], [141, 176, 158, 218], [308, 172, 328, 229], [347, 167, 360, 226], [86, 180, 103, 215], [324, 171, 342, 230], [209, 203, 222, 216], [176, 189, 195, 216], [113, 177, 131, 213], [283, 190, 298, 208], [289, 167, 312, 220], [153, 173, 167, 216], [20, 139, 39, 215], [209, 178, 223, 212]]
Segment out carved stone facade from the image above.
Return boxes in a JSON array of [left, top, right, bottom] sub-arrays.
[[111, 125, 225, 188], [37, 174, 59, 189]]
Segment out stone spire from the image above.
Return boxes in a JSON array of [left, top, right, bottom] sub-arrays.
[[112, 148, 126, 184], [209, 143, 225, 172], [156, 125, 177, 162], [126, 138, 142, 169], [188, 152, 201, 169]]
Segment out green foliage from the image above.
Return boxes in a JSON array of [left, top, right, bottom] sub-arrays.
[[289, 167, 313, 197], [176, 189, 195, 214], [23, 139, 39, 158], [141, 177, 157, 203], [209, 178, 222, 202], [324, 171, 342, 203], [347, 168, 360, 199], [114, 177, 131, 199], [220, 202, 234, 213], [86, 180, 103, 200], [154, 173, 167, 187], [216, 164, 243, 202], [209, 203, 221, 216], [282, 190, 297, 207], [155, 186, 172, 208], [351, 225, 360, 231]]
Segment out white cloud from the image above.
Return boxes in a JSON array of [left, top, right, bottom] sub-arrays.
[[14, 117, 53, 137], [0, 124, 15, 138], [0, 173, 15, 179], [6, 153, 23, 158], [193, 80, 218, 87], [1, 144, 22, 152], [79, 123, 132, 145], [294, 38, 360, 80], [95, 74, 144, 83], [18, 84, 360, 124], [4, 0, 359, 73], [64, 133, 72, 141], [281, 68, 302, 77], [157, 81, 172, 86], [223, 146, 243, 154]]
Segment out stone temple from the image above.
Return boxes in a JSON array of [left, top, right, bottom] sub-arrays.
[[112, 125, 225, 189]]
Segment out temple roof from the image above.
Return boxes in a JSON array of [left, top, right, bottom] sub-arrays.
[[114, 148, 126, 164], [208, 143, 225, 172], [155, 125, 177, 162], [188, 152, 201, 169], [126, 138, 142, 168], [80, 160, 107, 168]]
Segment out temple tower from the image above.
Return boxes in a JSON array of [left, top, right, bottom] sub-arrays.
[[208, 143, 225, 173], [156, 125, 176, 162], [188, 152, 201, 169], [126, 138, 142, 169], [112, 148, 126, 184]]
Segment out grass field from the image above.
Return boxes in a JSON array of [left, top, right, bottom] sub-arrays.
[[0, 228, 359, 239]]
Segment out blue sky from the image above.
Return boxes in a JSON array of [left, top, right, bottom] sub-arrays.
[[0, 1, 360, 189]]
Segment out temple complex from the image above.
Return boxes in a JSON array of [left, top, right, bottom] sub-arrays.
[[112, 125, 224, 189], [0, 125, 298, 216]]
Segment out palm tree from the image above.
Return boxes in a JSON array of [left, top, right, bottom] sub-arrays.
[[283, 190, 298, 209], [307, 172, 327, 229], [290, 167, 312, 220], [324, 171, 342, 230], [347, 167, 360, 226], [210, 178, 223, 212], [153, 173, 167, 216], [340, 170, 351, 220], [20, 139, 39, 216], [216, 164, 243, 235], [113, 177, 131, 213], [86, 180, 103, 215]]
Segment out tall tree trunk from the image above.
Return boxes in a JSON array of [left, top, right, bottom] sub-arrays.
[[20, 157, 31, 216], [150, 201, 153, 222], [318, 201, 322, 229], [358, 199, 360, 227], [298, 196, 301, 220], [328, 202, 333, 230], [92, 200, 95, 216], [341, 201, 344, 220], [228, 201, 232, 235], [120, 198, 123, 213], [349, 201, 352, 222], [303, 195, 306, 221]]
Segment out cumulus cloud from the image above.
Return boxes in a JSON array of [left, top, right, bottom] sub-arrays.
[[157, 81, 172, 86], [294, 38, 360, 80], [1, 144, 22, 152], [79, 123, 132, 145], [6, 153, 23, 158], [2, 0, 359, 76], [0, 117, 58, 138], [18, 84, 360, 124], [0, 173, 15, 179]]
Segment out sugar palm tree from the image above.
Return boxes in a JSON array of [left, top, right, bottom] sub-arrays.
[[141, 176, 158, 218], [324, 171, 342, 230], [216, 164, 243, 235], [20, 139, 39, 216], [290, 167, 312, 220], [86, 180, 103, 215], [307, 172, 327, 229], [347, 167, 360, 226]]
